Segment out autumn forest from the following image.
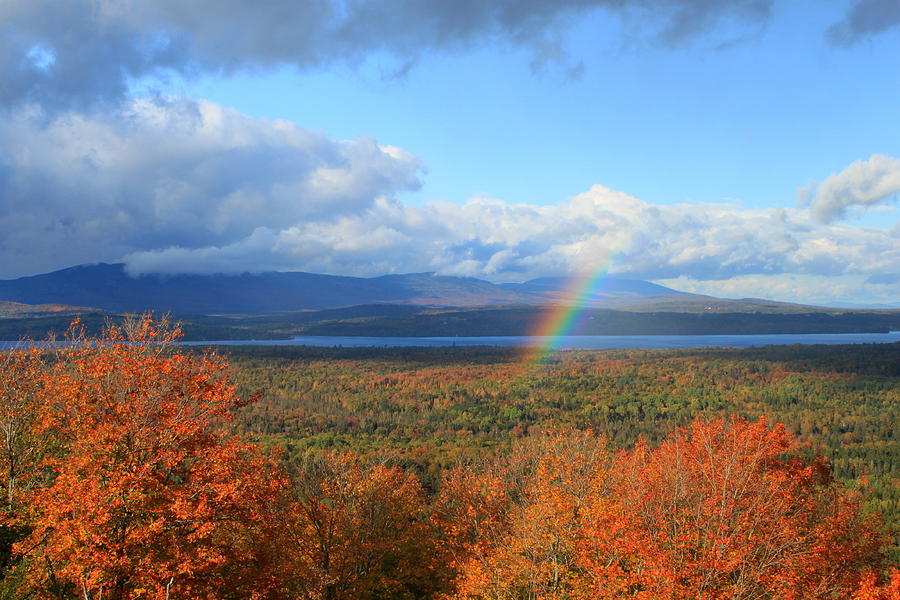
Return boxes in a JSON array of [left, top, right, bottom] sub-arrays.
[[0, 316, 897, 600]]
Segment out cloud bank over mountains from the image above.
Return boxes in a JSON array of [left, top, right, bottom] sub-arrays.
[[124, 176, 900, 286], [0, 0, 898, 304], [0, 99, 422, 278], [0, 94, 896, 304]]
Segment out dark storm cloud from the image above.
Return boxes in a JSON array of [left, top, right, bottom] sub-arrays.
[[0, 0, 780, 112], [826, 0, 900, 46], [0, 2, 183, 113]]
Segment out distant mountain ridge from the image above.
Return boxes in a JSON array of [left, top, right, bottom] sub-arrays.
[[2, 264, 900, 341], [0, 263, 692, 314], [502, 277, 689, 298]]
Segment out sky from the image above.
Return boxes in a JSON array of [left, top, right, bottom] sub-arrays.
[[0, 0, 898, 306]]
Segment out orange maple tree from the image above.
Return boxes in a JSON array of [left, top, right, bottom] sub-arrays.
[[0, 341, 50, 582], [579, 418, 885, 600], [13, 317, 286, 600], [437, 430, 610, 600], [0, 343, 45, 513], [274, 451, 445, 600], [851, 568, 900, 600], [443, 419, 889, 600]]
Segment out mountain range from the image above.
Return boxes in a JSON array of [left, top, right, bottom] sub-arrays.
[[0, 263, 697, 314], [1, 264, 900, 340]]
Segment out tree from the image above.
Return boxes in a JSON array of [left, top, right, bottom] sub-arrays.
[[851, 568, 900, 600], [578, 418, 885, 599], [13, 316, 286, 600], [0, 343, 51, 589], [437, 431, 610, 600], [0, 343, 45, 513], [274, 451, 445, 600], [443, 419, 888, 600]]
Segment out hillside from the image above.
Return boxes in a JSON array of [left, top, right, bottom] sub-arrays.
[[295, 305, 900, 337], [0, 300, 99, 317]]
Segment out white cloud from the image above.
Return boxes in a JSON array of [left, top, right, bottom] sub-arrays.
[[0, 98, 422, 277], [0, 95, 897, 305], [804, 154, 900, 223], [657, 273, 900, 307], [121, 182, 900, 305]]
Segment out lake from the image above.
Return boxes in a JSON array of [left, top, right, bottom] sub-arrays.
[[179, 331, 900, 349]]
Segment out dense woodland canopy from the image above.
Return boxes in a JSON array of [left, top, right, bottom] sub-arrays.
[[0, 316, 896, 599], [229, 342, 900, 560]]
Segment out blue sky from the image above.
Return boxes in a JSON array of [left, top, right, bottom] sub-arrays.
[[179, 1, 899, 215], [1, 0, 899, 305]]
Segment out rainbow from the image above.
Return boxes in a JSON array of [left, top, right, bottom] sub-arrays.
[[523, 257, 617, 365]]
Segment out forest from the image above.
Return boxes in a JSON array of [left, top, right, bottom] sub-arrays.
[[3, 302, 900, 342], [0, 316, 897, 599]]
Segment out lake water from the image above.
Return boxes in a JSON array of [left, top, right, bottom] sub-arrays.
[[179, 332, 900, 350]]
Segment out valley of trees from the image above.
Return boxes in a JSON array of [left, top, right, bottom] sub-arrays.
[[0, 316, 897, 599], [4, 302, 900, 342]]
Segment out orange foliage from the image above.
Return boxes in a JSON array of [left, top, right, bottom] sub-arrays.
[[580, 418, 884, 600], [0, 343, 46, 513], [437, 431, 610, 599], [443, 419, 887, 600], [13, 317, 286, 600], [0, 320, 894, 600], [274, 452, 445, 600], [852, 569, 900, 600]]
